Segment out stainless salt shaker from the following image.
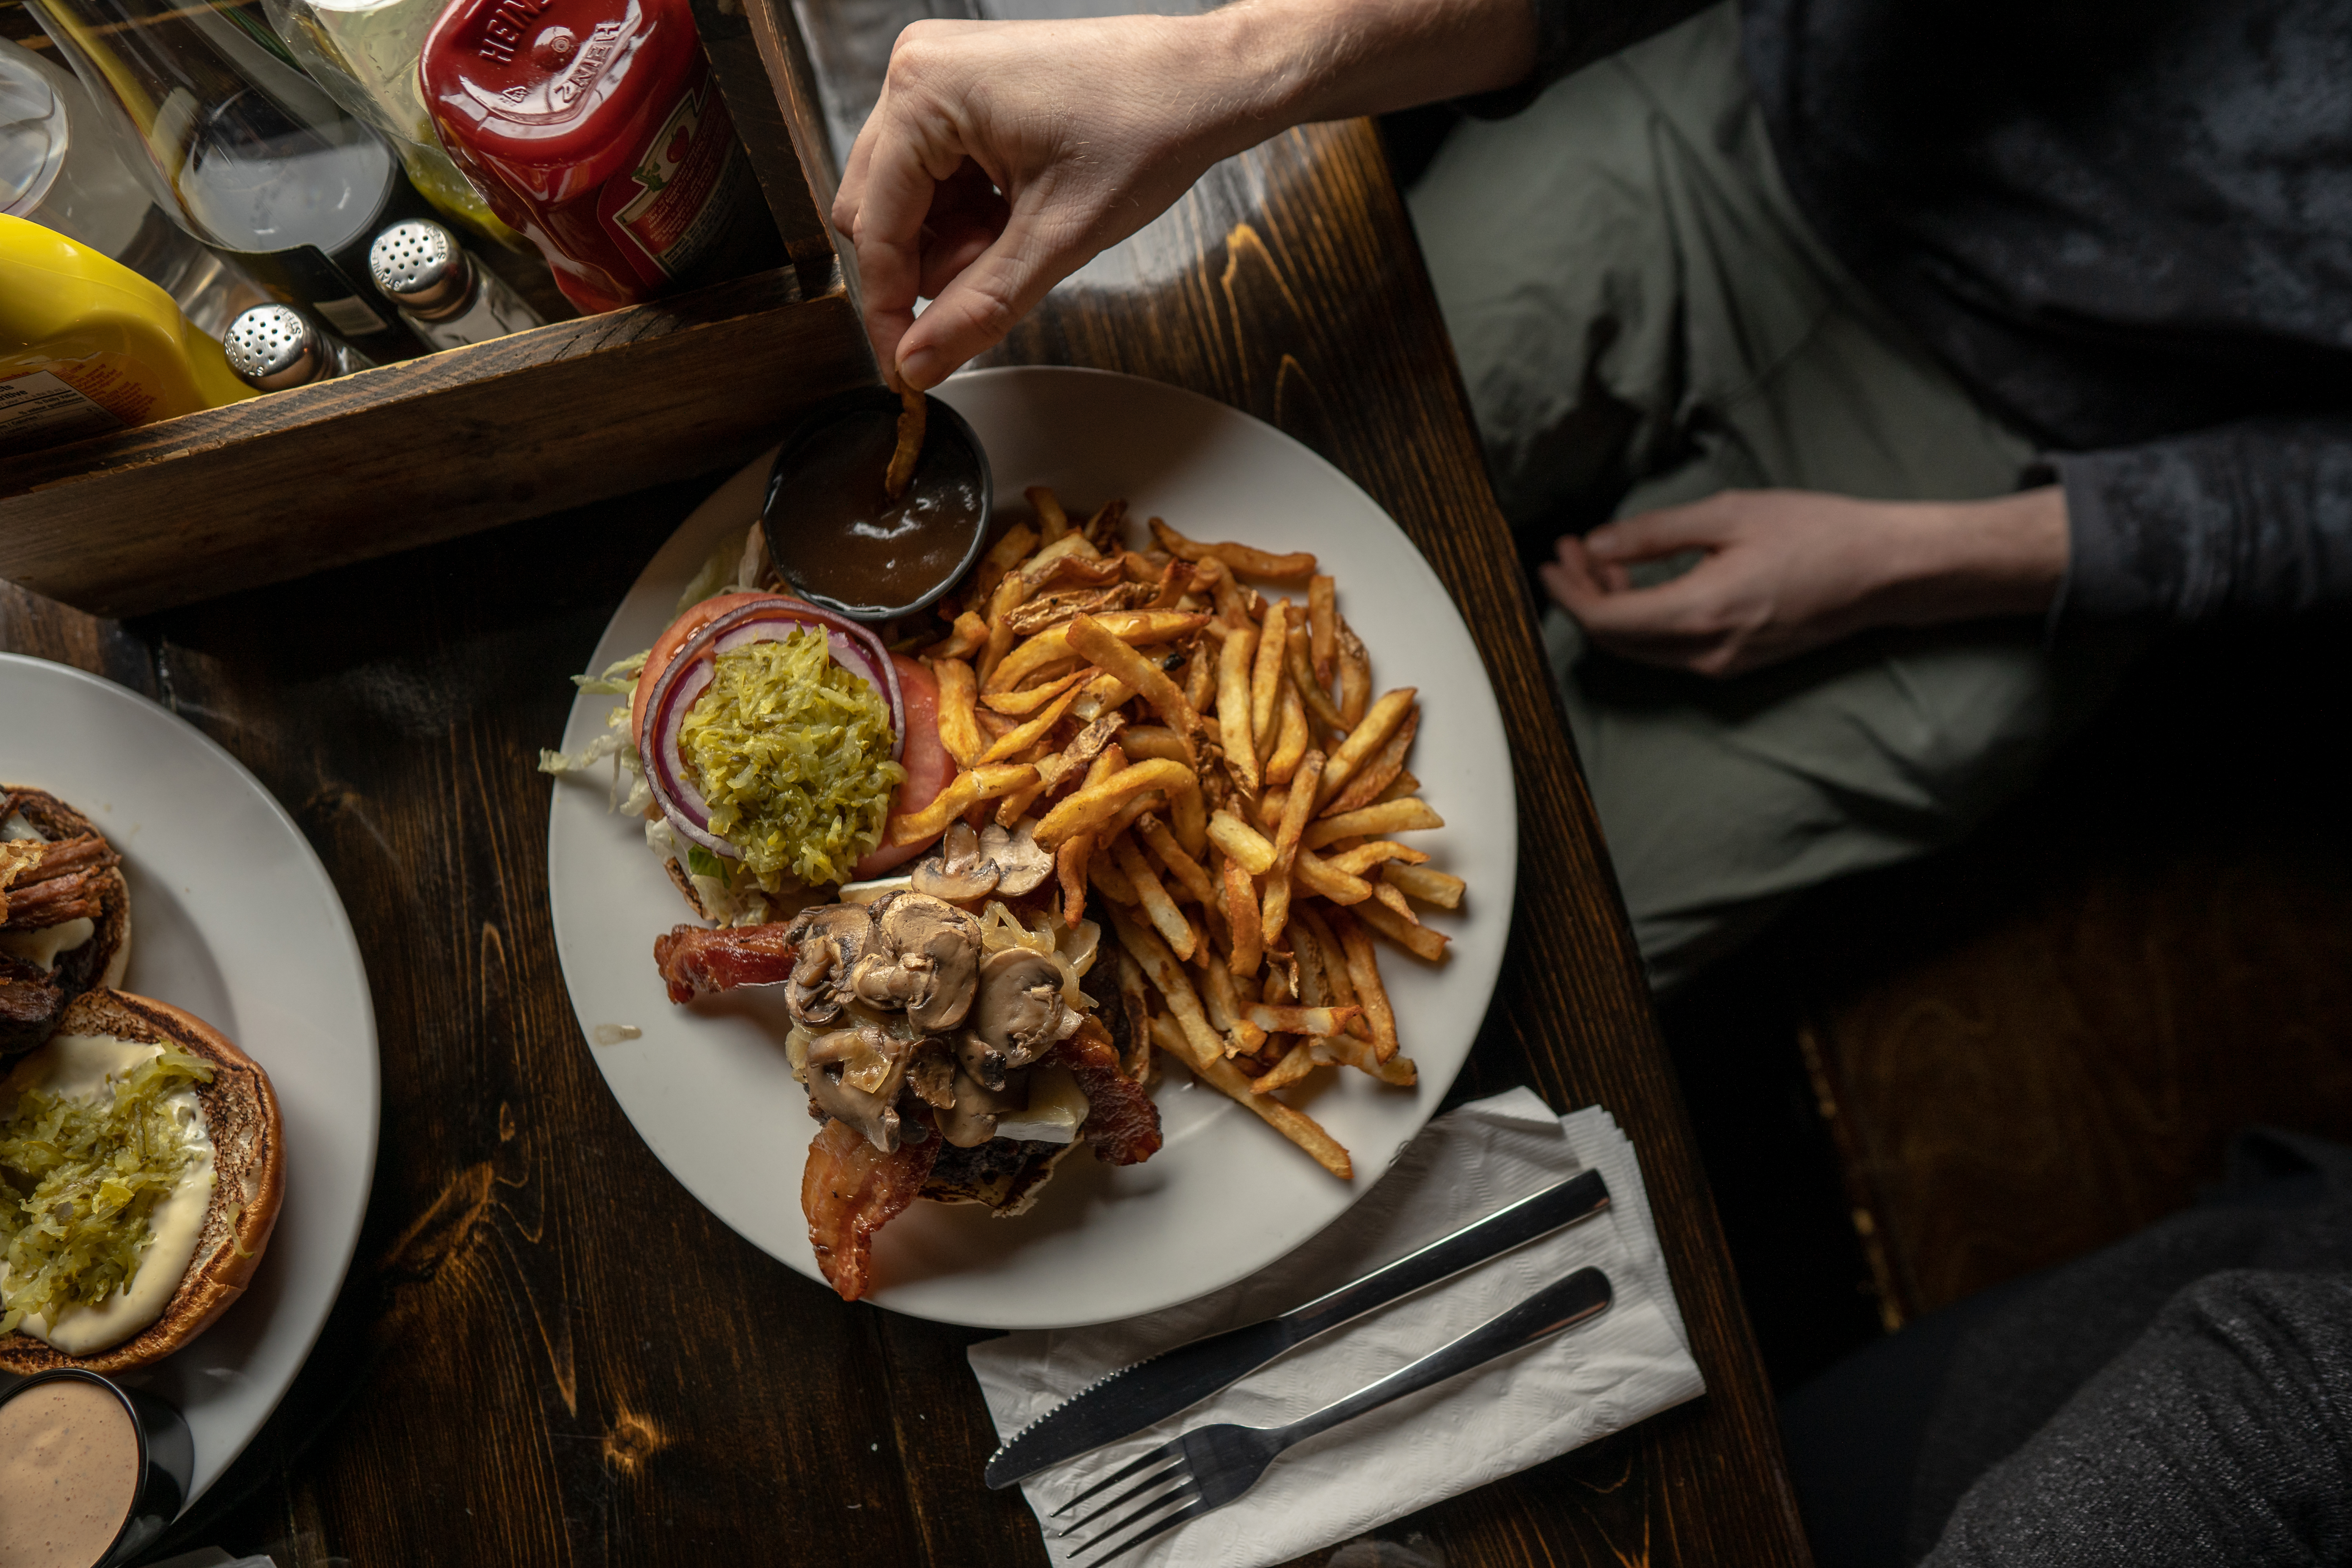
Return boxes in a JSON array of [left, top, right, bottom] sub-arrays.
[[222, 304, 374, 391], [367, 219, 541, 350]]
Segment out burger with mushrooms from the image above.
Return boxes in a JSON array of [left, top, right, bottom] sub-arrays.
[[655, 820, 1162, 1301]]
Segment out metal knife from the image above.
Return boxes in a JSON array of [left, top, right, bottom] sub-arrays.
[[983, 1166, 1612, 1488]]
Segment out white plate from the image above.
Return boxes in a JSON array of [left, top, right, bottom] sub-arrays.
[[547, 367, 1518, 1328], [0, 653, 379, 1506]]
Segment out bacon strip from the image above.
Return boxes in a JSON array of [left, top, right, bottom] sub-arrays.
[[652, 924, 799, 1005], [801, 1116, 939, 1301], [1056, 1017, 1163, 1166]]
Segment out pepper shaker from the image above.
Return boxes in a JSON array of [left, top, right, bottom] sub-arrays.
[[368, 218, 541, 350], [222, 304, 375, 391]]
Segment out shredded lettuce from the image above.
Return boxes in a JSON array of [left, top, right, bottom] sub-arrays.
[[679, 630, 905, 889], [0, 1048, 214, 1336], [542, 651, 652, 816]]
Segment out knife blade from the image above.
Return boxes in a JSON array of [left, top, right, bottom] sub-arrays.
[[983, 1165, 1611, 1488]]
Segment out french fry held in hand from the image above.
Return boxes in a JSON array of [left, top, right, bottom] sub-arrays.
[[911, 497, 1466, 1181]]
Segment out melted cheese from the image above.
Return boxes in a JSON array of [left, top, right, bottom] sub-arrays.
[[0, 1033, 216, 1356], [0, 815, 35, 842], [0, 916, 94, 973], [993, 1063, 1089, 1145]]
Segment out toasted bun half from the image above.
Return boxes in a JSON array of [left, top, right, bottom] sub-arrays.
[[0, 989, 284, 1374], [2, 785, 132, 997]]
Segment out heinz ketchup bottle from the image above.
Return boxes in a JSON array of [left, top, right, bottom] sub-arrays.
[[419, 0, 755, 314]]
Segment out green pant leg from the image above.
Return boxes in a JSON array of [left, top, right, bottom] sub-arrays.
[[1413, 2, 2140, 989]]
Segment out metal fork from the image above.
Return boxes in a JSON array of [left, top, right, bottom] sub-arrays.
[[1051, 1266, 1615, 1563]]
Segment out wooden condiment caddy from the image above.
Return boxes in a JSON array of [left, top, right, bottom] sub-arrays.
[[0, 0, 871, 618]]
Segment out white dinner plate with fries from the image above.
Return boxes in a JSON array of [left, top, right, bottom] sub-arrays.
[[547, 367, 1517, 1328]]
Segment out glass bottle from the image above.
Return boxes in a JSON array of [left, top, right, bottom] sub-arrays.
[[27, 0, 431, 352], [258, 0, 519, 248]]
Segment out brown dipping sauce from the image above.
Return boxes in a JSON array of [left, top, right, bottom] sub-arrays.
[[763, 393, 989, 617], [0, 1379, 138, 1568]]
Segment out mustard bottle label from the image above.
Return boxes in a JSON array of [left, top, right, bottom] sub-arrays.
[[0, 370, 124, 452]]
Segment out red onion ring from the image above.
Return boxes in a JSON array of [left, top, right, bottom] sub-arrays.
[[641, 597, 907, 861]]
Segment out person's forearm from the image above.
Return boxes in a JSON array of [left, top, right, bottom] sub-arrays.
[[1884, 486, 2069, 625], [1193, 0, 1540, 153]]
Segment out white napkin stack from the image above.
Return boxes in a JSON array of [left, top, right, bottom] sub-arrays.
[[967, 1089, 1708, 1568]]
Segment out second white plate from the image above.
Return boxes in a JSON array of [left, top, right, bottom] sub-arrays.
[[548, 367, 1519, 1328]]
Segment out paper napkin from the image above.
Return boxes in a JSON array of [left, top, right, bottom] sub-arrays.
[[967, 1089, 1707, 1567]]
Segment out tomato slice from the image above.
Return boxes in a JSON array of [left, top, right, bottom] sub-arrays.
[[855, 655, 953, 879], [629, 591, 776, 752]]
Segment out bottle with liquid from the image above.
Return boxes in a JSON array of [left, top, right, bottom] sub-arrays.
[[27, 0, 431, 354], [420, 0, 758, 314], [367, 217, 538, 347], [258, 0, 519, 249], [1, 38, 267, 339], [1, 212, 253, 455]]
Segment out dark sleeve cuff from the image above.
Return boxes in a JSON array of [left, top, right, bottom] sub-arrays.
[[2048, 417, 2352, 628]]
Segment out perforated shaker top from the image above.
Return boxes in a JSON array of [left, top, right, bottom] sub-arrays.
[[223, 304, 325, 390], [368, 220, 470, 314]]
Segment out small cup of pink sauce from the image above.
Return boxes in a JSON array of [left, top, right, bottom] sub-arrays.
[[0, 1371, 192, 1568]]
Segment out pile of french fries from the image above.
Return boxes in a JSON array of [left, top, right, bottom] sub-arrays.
[[894, 490, 1466, 1181]]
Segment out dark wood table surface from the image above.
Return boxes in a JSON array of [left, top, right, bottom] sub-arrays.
[[0, 112, 1812, 1568]]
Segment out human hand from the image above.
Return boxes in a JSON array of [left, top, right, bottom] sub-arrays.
[[832, 15, 1239, 390], [831, 0, 1541, 389], [1538, 487, 2069, 678]]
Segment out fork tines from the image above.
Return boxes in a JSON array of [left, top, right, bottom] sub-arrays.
[[1053, 1436, 1212, 1563]]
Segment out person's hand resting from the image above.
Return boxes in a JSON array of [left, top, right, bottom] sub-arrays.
[[831, 0, 1540, 388], [1539, 487, 2070, 678]]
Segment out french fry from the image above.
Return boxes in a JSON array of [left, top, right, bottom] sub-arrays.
[[1184, 637, 1217, 711], [1136, 813, 1215, 904], [1372, 881, 1419, 925], [1244, 1003, 1361, 1037], [1326, 909, 1402, 1063], [976, 683, 1080, 765], [1215, 621, 1260, 795], [1311, 1027, 1417, 1086], [969, 523, 1039, 607], [1353, 893, 1451, 961], [981, 667, 1087, 717], [1033, 711, 1127, 794], [1058, 832, 1092, 926], [1266, 677, 1308, 786], [933, 657, 984, 768], [927, 611, 989, 661], [1104, 788, 1169, 844], [1087, 845, 1139, 904], [1250, 1037, 1318, 1093], [1308, 575, 1337, 684], [1034, 758, 1197, 849], [1150, 516, 1317, 583], [1122, 551, 1162, 586], [1336, 621, 1371, 728], [1324, 706, 1419, 817], [1285, 626, 1350, 736], [1067, 670, 1137, 724], [886, 763, 1037, 845], [1065, 615, 1201, 758], [1260, 751, 1323, 948], [884, 387, 924, 499], [1113, 833, 1197, 961], [1375, 769, 1421, 805], [1250, 601, 1289, 762], [1027, 485, 1069, 543], [1081, 497, 1128, 553], [1168, 769, 1209, 858], [1324, 840, 1429, 876], [1122, 726, 1191, 764], [1221, 853, 1263, 977], [979, 571, 1028, 686], [1292, 847, 1372, 906], [1209, 562, 1255, 629], [1316, 689, 1415, 810], [1303, 798, 1444, 850], [1383, 862, 1465, 910], [1018, 532, 1101, 586], [1140, 997, 1351, 1179], [1209, 809, 1277, 875], [1147, 559, 1189, 608], [986, 610, 1209, 694]]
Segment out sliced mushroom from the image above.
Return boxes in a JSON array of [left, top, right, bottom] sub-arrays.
[[910, 820, 999, 902], [849, 891, 982, 1033], [907, 1049, 957, 1111], [806, 1063, 900, 1152], [782, 904, 870, 1028], [971, 948, 1069, 1071], [939, 1066, 1030, 1148], [981, 821, 1054, 896]]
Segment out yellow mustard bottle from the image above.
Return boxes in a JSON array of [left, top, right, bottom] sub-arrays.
[[0, 212, 252, 454]]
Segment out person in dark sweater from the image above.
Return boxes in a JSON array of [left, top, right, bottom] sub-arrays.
[[827, 0, 2348, 990]]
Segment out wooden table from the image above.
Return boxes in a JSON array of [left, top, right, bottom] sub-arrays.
[[0, 116, 1811, 1568]]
